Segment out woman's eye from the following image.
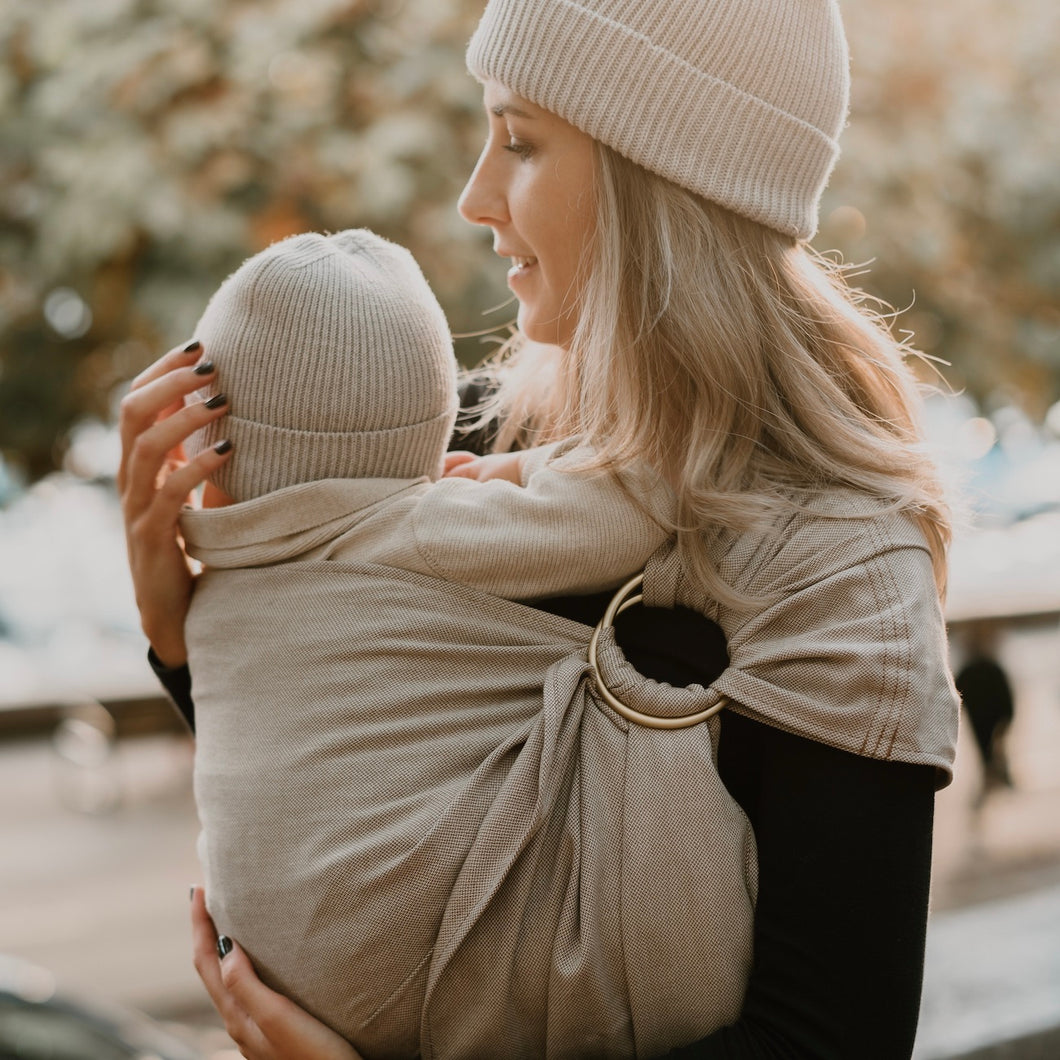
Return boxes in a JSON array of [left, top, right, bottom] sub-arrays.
[[503, 138, 535, 160]]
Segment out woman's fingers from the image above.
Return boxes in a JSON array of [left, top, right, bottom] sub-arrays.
[[190, 887, 247, 1026], [190, 889, 272, 1059], [191, 887, 361, 1060], [123, 441, 231, 666], [219, 944, 362, 1060], [119, 362, 220, 476], [129, 340, 203, 391], [130, 440, 233, 540], [121, 398, 230, 518], [121, 344, 212, 445], [214, 947, 277, 1059], [118, 342, 229, 666], [157, 443, 232, 511]]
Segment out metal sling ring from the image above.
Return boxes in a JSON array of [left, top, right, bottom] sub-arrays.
[[587, 573, 727, 730]]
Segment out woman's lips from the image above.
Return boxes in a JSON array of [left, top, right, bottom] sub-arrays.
[[507, 256, 538, 284]]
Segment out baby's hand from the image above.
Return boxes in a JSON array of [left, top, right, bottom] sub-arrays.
[[443, 450, 525, 485]]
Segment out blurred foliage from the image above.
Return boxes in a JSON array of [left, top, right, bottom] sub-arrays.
[[1, 0, 1058, 482], [0, 0, 497, 481], [822, 0, 1060, 415]]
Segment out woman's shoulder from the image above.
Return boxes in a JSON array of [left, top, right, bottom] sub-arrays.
[[717, 487, 932, 605], [667, 489, 959, 783]]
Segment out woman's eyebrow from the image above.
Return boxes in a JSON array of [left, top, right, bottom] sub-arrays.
[[490, 103, 536, 119]]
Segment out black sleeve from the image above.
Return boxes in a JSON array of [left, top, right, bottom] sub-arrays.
[[533, 594, 935, 1060], [148, 647, 195, 733], [667, 712, 935, 1060]]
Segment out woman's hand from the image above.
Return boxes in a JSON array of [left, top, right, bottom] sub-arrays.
[[190, 888, 362, 1060], [117, 342, 232, 667], [443, 449, 525, 484]]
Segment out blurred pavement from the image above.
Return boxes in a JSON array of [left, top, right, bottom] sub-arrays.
[[0, 729, 228, 1044]]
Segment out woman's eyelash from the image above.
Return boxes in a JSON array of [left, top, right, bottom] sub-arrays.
[[503, 139, 535, 160]]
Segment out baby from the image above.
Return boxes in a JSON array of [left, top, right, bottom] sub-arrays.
[[179, 232, 752, 1057], [181, 229, 670, 597]]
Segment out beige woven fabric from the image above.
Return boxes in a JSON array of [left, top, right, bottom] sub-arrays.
[[642, 497, 960, 784], [192, 565, 756, 1058], [181, 440, 675, 599], [466, 0, 850, 240], [186, 472, 958, 1059]]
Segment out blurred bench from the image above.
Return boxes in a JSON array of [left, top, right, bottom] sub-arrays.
[[0, 693, 186, 743], [0, 693, 188, 813]]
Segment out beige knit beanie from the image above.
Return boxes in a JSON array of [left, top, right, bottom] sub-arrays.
[[466, 0, 850, 241], [185, 230, 458, 502]]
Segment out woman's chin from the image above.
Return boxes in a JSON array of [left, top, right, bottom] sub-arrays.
[[517, 308, 576, 349]]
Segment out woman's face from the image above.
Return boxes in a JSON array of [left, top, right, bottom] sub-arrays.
[[458, 81, 597, 349]]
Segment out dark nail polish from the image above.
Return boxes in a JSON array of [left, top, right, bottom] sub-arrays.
[[189, 885, 195, 902], [183, 340, 201, 353], [204, 393, 227, 410], [217, 935, 233, 960], [213, 439, 233, 455], [193, 360, 216, 376]]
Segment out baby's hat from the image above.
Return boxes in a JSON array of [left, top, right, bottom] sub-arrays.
[[185, 229, 458, 502]]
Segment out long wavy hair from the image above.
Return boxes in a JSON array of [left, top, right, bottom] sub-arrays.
[[470, 143, 951, 608]]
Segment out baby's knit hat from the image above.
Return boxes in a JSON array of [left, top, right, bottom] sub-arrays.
[[185, 230, 458, 502], [466, 0, 850, 241]]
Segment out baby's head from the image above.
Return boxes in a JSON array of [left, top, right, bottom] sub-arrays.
[[186, 229, 458, 503]]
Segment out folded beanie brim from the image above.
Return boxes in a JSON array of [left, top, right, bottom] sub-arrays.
[[188, 406, 457, 503], [467, 0, 849, 240]]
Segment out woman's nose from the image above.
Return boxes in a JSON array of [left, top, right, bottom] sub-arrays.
[[458, 147, 507, 228]]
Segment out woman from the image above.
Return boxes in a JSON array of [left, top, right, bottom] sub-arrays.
[[120, 1, 959, 1056]]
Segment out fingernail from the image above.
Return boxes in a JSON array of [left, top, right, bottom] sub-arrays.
[[203, 394, 227, 409], [213, 439, 233, 455], [193, 360, 216, 376], [183, 340, 201, 354], [189, 885, 196, 902], [217, 935, 233, 960]]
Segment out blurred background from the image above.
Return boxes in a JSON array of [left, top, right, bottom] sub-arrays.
[[1, 0, 1058, 1057]]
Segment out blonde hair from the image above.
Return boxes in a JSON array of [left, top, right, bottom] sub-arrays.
[[472, 144, 951, 607]]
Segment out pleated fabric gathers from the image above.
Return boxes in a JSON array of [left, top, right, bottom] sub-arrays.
[[192, 554, 757, 1059]]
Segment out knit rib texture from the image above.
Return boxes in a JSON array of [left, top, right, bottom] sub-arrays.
[[186, 230, 458, 502], [466, 0, 850, 240]]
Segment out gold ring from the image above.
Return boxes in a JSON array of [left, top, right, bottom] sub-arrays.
[[587, 573, 726, 729]]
